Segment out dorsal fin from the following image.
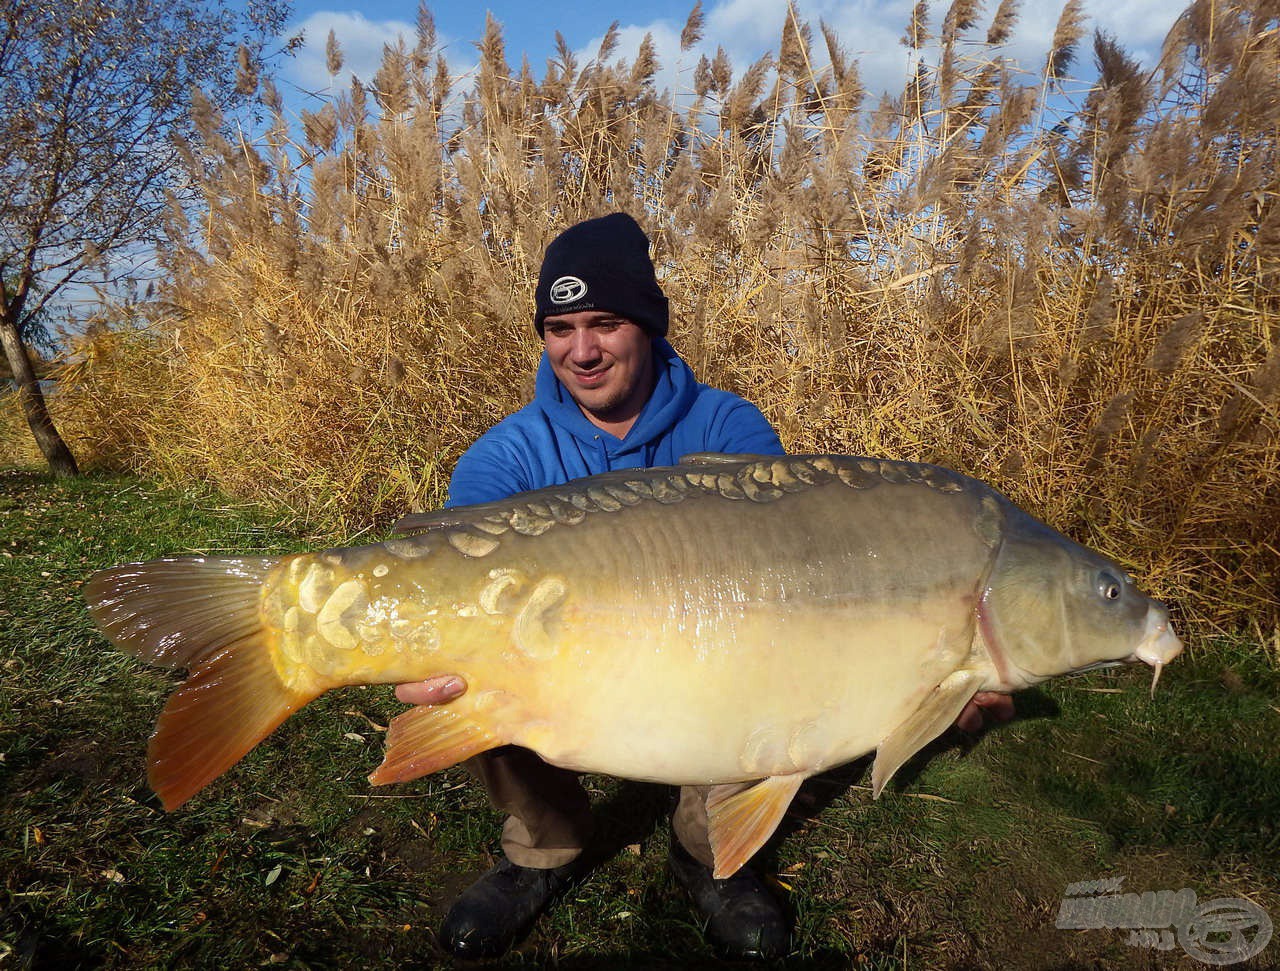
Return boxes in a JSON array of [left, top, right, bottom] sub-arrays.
[[393, 502, 512, 535], [678, 452, 777, 466], [394, 456, 890, 538], [393, 467, 702, 537]]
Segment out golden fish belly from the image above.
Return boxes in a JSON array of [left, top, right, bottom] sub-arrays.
[[501, 596, 984, 785]]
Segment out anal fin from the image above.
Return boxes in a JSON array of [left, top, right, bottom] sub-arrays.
[[369, 705, 504, 785], [871, 669, 982, 798], [706, 774, 805, 879]]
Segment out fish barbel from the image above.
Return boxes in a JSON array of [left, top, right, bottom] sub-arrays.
[[85, 454, 1183, 877]]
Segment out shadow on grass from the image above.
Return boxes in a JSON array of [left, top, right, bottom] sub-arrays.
[[521, 687, 1069, 896], [460, 952, 877, 969], [3, 901, 111, 971], [761, 687, 1061, 857]]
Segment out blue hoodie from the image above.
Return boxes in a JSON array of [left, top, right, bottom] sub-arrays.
[[446, 339, 784, 507]]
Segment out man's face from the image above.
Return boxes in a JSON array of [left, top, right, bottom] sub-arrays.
[[543, 310, 655, 425]]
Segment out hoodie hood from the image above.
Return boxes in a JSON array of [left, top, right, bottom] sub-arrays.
[[443, 341, 784, 508], [533, 338, 698, 459]]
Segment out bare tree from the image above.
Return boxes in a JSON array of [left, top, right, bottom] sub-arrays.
[[0, 0, 292, 475]]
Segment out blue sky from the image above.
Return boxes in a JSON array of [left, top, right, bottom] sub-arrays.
[[273, 0, 1188, 116]]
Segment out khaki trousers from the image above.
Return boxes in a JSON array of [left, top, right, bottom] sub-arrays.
[[466, 746, 749, 870]]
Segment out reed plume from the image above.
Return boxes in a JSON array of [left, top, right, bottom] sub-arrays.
[[21, 0, 1278, 643]]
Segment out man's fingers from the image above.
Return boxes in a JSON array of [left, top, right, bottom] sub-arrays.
[[394, 676, 467, 706], [954, 693, 1016, 733], [954, 700, 984, 734], [972, 691, 1016, 722]]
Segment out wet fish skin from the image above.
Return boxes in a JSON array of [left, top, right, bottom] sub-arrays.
[[85, 454, 1183, 878]]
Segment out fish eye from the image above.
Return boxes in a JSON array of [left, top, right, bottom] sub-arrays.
[[1097, 572, 1123, 602]]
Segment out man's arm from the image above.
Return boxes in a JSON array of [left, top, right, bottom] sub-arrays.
[[708, 397, 785, 456], [444, 434, 531, 508]]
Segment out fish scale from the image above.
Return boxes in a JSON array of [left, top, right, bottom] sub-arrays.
[[85, 453, 1183, 879]]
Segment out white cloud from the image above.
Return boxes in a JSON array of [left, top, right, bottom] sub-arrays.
[[704, 0, 793, 51], [974, 0, 1178, 84], [285, 11, 417, 95], [277, 1, 1185, 122], [572, 21, 694, 100], [1086, 0, 1182, 62], [569, 0, 1184, 107], [568, 2, 914, 108]]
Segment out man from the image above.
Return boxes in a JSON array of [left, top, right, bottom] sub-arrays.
[[397, 212, 1013, 960]]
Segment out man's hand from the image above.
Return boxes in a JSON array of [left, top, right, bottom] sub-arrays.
[[954, 691, 1015, 734], [395, 676, 467, 706]]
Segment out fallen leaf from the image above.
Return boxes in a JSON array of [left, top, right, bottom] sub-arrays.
[[343, 710, 388, 732]]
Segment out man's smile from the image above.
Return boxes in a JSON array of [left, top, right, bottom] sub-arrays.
[[572, 368, 609, 386]]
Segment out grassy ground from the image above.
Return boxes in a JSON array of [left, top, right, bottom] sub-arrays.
[[1, 469, 1277, 969]]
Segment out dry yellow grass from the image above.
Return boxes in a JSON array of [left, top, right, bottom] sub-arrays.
[[15, 0, 1278, 642]]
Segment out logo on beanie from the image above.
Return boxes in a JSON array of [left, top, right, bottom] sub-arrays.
[[549, 275, 587, 304]]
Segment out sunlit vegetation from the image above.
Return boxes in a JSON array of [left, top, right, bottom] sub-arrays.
[[6, 0, 1278, 641]]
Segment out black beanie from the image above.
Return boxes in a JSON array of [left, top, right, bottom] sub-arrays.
[[534, 213, 669, 337]]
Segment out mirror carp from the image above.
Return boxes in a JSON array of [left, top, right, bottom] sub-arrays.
[[85, 454, 1183, 878]]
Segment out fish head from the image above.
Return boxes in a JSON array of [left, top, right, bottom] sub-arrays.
[[979, 510, 1183, 693]]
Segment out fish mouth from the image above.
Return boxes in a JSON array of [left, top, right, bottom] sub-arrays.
[[1128, 605, 1184, 697]]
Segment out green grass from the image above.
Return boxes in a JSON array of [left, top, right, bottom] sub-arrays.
[[2, 470, 1277, 969]]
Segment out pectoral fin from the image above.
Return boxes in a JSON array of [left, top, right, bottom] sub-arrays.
[[369, 705, 504, 785], [871, 669, 983, 798], [706, 774, 805, 879]]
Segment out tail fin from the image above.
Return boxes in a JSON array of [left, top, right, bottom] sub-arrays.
[[85, 557, 321, 810]]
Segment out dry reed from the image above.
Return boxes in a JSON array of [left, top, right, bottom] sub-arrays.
[[19, 0, 1280, 644]]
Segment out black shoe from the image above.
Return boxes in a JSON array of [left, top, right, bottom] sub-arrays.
[[439, 857, 584, 959], [668, 840, 789, 961]]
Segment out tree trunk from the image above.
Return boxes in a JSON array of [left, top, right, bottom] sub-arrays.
[[0, 314, 79, 476]]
